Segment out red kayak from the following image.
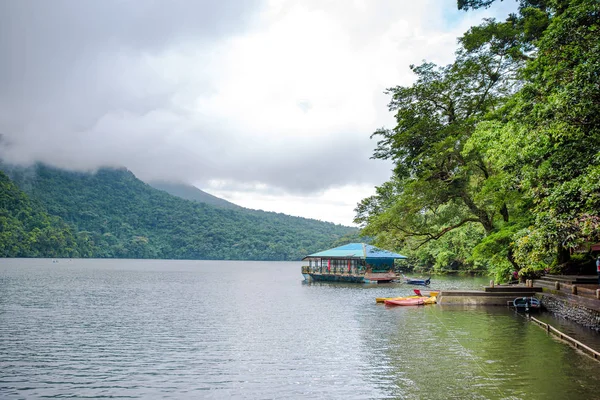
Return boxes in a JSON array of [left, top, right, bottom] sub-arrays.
[[384, 297, 425, 306]]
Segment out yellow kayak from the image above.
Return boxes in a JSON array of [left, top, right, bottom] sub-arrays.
[[376, 295, 420, 303], [376, 295, 437, 304]]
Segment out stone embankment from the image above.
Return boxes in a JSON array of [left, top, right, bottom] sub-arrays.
[[533, 275, 600, 332]]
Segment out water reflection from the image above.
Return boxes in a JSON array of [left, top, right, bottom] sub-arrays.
[[360, 305, 600, 399]]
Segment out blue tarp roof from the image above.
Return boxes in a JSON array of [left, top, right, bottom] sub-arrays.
[[303, 243, 407, 260]]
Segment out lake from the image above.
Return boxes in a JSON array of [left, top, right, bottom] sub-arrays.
[[1, 259, 599, 399]]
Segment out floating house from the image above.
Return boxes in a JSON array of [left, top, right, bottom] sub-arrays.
[[301, 243, 407, 283]]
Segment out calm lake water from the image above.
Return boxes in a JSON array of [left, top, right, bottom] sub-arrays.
[[1, 259, 599, 399]]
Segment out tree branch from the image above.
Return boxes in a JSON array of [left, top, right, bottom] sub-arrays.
[[387, 217, 481, 249]]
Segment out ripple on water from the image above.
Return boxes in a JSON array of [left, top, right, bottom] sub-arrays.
[[1, 259, 600, 399]]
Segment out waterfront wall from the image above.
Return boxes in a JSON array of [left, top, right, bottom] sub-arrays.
[[540, 293, 600, 332], [437, 292, 517, 306]]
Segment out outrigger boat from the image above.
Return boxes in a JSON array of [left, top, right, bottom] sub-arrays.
[[512, 296, 541, 312], [402, 273, 431, 286]]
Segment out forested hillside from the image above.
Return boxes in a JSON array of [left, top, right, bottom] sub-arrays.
[[0, 171, 80, 257], [148, 181, 240, 209], [356, 0, 600, 280], [2, 164, 356, 260]]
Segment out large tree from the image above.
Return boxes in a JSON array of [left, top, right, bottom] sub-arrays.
[[355, 14, 529, 271], [358, 0, 599, 278], [467, 0, 600, 271]]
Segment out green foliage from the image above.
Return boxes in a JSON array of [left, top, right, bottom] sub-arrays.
[[457, 0, 551, 12], [458, 0, 499, 11], [471, 0, 600, 271], [403, 223, 488, 273], [2, 164, 356, 260], [471, 223, 525, 281]]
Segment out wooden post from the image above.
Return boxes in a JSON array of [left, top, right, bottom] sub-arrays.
[[490, 280, 494, 288], [596, 289, 600, 300], [572, 285, 577, 295], [555, 281, 560, 290]]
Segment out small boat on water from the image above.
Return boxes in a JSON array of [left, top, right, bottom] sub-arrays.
[[413, 289, 439, 297], [402, 274, 431, 286], [512, 297, 541, 312], [385, 297, 425, 306], [384, 296, 437, 306]]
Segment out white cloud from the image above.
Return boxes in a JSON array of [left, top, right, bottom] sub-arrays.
[[208, 181, 378, 226]]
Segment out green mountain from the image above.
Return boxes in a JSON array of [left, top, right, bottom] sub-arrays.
[[2, 164, 356, 260], [148, 181, 240, 209]]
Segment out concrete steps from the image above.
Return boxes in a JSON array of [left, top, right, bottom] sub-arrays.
[[484, 286, 542, 293]]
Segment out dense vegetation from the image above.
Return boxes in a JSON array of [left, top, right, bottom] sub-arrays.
[[148, 181, 241, 209], [2, 164, 356, 260], [0, 170, 80, 257], [356, 0, 600, 280]]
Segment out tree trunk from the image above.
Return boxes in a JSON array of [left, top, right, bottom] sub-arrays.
[[500, 203, 509, 223], [507, 247, 519, 270], [557, 244, 570, 265], [460, 192, 494, 233]]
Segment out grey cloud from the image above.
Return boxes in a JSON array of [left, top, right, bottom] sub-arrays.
[[222, 135, 391, 194], [0, 0, 394, 196], [0, 0, 260, 166], [0, 0, 260, 101], [134, 128, 392, 194]]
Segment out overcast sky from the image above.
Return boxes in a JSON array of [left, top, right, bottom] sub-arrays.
[[0, 0, 515, 225]]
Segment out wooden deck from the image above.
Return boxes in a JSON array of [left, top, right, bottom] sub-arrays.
[[530, 275, 600, 315]]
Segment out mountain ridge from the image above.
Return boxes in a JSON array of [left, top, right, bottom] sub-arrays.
[[147, 180, 241, 210], [1, 163, 357, 260]]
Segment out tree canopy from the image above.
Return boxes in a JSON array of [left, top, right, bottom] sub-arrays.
[[357, 0, 600, 280]]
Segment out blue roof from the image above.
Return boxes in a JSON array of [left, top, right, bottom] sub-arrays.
[[304, 243, 406, 260]]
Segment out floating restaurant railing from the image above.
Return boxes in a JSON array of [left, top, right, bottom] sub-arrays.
[[301, 265, 366, 275]]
